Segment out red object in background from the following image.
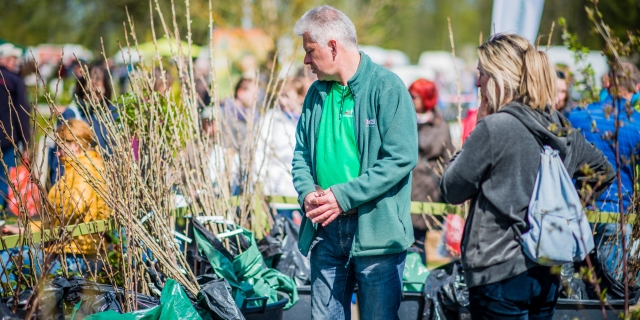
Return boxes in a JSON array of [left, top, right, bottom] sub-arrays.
[[444, 214, 465, 257], [408, 79, 439, 111], [7, 165, 41, 217], [461, 108, 478, 143]]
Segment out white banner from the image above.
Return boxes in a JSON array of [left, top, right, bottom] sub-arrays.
[[491, 0, 546, 45]]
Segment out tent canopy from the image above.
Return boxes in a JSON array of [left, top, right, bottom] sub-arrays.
[[114, 38, 201, 64]]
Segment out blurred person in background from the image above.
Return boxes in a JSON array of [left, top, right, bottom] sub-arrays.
[[195, 70, 212, 108], [201, 106, 239, 195], [255, 78, 304, 221], [153, 67, 174, 94], [0, 43, 31, 211], [0, 44, 22, 74], [220, 77, 260, 152], [600, 73, 611, 102], [555, 70, 573, 117], [408, 78, 454, 265], [599, 69, 640, 108], [568, 62, 640, 280], [48, 63, 116, 186], [297, 65, 318, 100], [48, 119, 109, 274], [461, 105, 478, 143], [441, 33, 613, 319]]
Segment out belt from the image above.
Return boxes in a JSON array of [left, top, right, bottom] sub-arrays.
[[341, 208, 358, 216]]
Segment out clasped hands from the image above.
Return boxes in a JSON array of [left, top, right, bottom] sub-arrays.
[[304, 187, 343, 227]]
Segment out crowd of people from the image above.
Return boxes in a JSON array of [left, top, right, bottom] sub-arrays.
[[0, 4, 639, 318]]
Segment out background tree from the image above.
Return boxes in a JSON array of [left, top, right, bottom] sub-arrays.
[[0, 0, 638, 63]]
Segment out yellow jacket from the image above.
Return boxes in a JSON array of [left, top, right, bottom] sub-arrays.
[[48, 150, 109, 255]]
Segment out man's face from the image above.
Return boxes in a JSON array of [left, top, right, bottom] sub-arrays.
[[0, 57, 17, 72], [302, 33, 335, 81], [237, 82, 258, 108], [555, 78, 568, 110]]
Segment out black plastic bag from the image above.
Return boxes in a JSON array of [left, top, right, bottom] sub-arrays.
[[193, 219, 235, 262], [188, 249, 215, 276], [39, 276, 70, 320], [422, 261, 469, 320], [75, 291, 123, 316], [582, 250, 639, 301], [268, 215, 311, 286], [5, 289, 33, 320], [196, 274, 245, 320], [0, 302, 19, 320], [257, 236, 283, 268], [37, 275, 160, 319]]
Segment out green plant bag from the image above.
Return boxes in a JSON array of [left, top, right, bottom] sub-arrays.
[[402, 251, 430, 292], [194, 225, 298, 309], [83, 278, 202, 320]]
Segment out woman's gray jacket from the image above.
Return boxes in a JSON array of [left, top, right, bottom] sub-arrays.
[[440, 102, 614, 287]]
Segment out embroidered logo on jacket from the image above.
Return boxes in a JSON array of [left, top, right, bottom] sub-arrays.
[[343, 110, 354, 118], [364, 119, 376, 126]]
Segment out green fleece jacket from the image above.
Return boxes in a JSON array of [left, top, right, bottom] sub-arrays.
[[292, 52, 418, 257]]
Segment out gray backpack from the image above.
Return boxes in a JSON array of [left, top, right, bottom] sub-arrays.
[[515, 145, 595, 266]]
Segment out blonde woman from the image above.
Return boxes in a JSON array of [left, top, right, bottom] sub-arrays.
[[48, 119, 109, 274], [440, 34, 614, 319]]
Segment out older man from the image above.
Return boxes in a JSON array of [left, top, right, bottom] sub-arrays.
[[291, 6, 418, 320]]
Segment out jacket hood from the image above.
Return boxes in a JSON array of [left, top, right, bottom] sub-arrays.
[[498, 102, 577, 165]]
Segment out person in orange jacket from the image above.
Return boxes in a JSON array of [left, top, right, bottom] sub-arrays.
[[47, 119, 110, 274]]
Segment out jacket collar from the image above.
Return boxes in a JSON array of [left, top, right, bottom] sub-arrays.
[[346, 52, 370, 101], [313, 51, 371, 102]]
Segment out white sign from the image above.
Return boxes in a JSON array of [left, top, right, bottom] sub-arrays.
[[491, 0, 546, 45]]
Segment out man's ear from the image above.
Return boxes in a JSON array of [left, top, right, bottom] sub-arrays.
[[329, 40, 337, 59]]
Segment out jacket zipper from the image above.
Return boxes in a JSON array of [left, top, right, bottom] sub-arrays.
[[344, 83, 356, 267], [339, 84, 345, 120]]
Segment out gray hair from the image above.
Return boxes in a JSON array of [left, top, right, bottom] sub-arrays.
[[293, 6, 358, 52]]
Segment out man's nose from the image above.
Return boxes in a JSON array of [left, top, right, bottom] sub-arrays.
[[303, 55, 311, 65]]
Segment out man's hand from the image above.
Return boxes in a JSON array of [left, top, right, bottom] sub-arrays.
[[306, 188, 344, 227], [303, 192, 319, 214], [2, 224, 23, 235]]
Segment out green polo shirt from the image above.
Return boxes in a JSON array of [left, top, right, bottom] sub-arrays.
[[315, 82, 361, 190]]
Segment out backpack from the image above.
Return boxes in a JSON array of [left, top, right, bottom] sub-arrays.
[[515, 145, 595, 266]]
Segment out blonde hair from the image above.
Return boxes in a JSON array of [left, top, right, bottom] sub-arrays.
[[478, 33, 557, 113], [56, 119, 96, 150]]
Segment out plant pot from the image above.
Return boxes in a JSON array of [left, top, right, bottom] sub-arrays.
[[553, 291, 640, 320], [242, 292, 289, 320], [282, 286, 310, 320], [399, 282, 426, 320]]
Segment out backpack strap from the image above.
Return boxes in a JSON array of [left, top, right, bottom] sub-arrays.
[[511, 222, 523, 241], [499, 110, 542, 242]]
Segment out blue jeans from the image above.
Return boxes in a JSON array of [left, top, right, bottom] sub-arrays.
[[0, 246, 42, 289], [0, 147, 17, 209], [592, 222, 632, 281], [468, 266, 560, 320], [310, 214, 407, 320]]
